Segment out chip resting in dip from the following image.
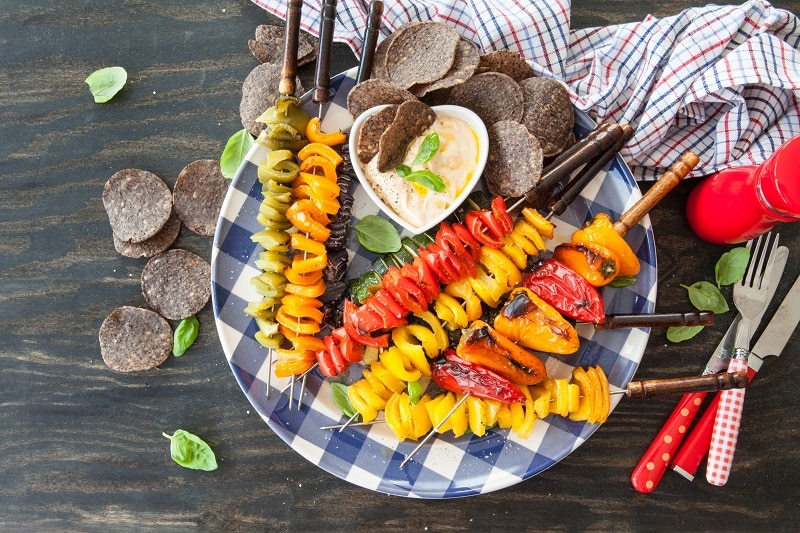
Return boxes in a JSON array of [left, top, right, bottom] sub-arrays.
[[350, 102, 489, 233]]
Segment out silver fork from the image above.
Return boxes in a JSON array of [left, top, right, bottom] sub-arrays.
[[706, 232, 780, 486]]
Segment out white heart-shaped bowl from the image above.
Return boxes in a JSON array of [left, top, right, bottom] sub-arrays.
[[348, 104, 489, 234]]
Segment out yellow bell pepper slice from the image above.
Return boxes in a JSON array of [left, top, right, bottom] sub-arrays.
[[413, 311, 449, 352], [445, 278, 483, 322], [348, 379, 387, 424]]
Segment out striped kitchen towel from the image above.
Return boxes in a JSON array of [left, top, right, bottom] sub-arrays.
[[250, 0, 800, 180]]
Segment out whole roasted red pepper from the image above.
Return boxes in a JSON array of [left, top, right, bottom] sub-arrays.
[[523, 258, 606, 323], [432, 350, 526, 404]]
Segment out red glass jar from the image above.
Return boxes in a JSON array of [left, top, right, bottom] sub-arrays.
[[686, 136, 800, 244]]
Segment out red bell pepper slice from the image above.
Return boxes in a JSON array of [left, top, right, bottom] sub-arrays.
[[419, 244, 459, 285], [367, 288, 409, 329], [523, 258, 606, 323], [465, 211, 504, 248], [431, 350, 525, 404], [389, 275, 428, 314], [343, 299, 389, 347], [491, 196, 514, 235], [436, 222, 476, 278], [331, 326, 364, 363], [400, 259, 440, 303], [451, 222, 482, 260], [317, 335, 349, 377]]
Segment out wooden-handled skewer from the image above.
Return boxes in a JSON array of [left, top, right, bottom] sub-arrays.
[[507, 123, 627, 213], [312, 0, 338, 109], [613, 150, 700, 236], [279, 0, 304, 99], [356, 1, 384, 84], [545, 124, 635, 220]]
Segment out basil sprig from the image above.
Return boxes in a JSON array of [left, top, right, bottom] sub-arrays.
[[173, 315, 199, 357], [395, 132, 446, 192], [396, 166, 446, 193], [162, 429, 218, 471], [410, 132, 440, 166], [85, 66, 127, 103], [354, 215, 401, 254], [220, 129, 255, 179]]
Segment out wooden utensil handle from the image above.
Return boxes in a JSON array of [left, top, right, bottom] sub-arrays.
[[548, 124, 634, 217], [356, 0, 383, 84], [613, 150, 700, 236], [312, 0, 338, 104], [626, 371, 748, 400], [595, 311, 715, 330], [279, 0, 304, 97]]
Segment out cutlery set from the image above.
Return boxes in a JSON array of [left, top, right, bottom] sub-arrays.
[[632, 233, 800, 492]]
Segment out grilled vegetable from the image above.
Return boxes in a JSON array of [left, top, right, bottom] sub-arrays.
[[432, 350, 526, 404], [456, 321, 547, 386], [523, 258, 605, 323], [493, 287, 580, 355], [552, 241, 620, 287], [572, 211, 640, 276]]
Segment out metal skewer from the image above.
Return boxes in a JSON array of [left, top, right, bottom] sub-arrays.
[[400, 393, 471, 468]]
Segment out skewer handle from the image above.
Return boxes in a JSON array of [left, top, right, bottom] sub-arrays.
[[625, 371, 748, 400], [279, 0, 304, 97], [613, 150, 699, 236], [356, 1, 383, 83], [547, 124, 634, 218], [593, 311, 715, 330], [312, 0, 338, 105]]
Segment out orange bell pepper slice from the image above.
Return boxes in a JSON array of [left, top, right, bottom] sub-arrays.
[[305, 117, 347, 147]]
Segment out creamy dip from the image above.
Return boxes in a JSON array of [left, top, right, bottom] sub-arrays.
[[362, 115, 480, 229]]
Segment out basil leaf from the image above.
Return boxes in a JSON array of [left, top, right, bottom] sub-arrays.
[[85, 66, 127, 103], [220, 129, 255, 179], [401, 170, 446, 193], [330, 382, 356, 418], [680, 281, 730, 314], [410, 133, 440, 166], [354, 215, 402, 254], [173, 315, 199, 357], [162, 430, 218, 471], [395, 164, 411, 178], [407, 380, 423, 405], [715, 247, 750, 287], [666, 325, 704, 343], [609, 275, 637, 288]]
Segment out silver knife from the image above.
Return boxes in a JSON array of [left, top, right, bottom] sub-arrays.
[[665, 246, 788, 482], [630, 246, 788, 493], [706, 265, 800, 485]]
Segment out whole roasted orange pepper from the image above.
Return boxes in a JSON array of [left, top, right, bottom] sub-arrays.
[[456, 320, 546, 386], [571, 212, 640, 276], [553, 241, 620, 287], [493, 287, 580, 355]]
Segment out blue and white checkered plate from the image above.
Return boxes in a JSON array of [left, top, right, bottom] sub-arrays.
[[211, 68, 657, 498]]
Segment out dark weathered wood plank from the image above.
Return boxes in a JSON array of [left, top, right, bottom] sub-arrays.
[[2, 1, 799, 531]]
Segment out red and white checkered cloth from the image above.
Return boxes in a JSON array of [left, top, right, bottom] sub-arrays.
[[251, 0, 800, 180]]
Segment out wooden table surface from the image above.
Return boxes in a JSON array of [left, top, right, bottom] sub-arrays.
[[3, 1, 800, 531]]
